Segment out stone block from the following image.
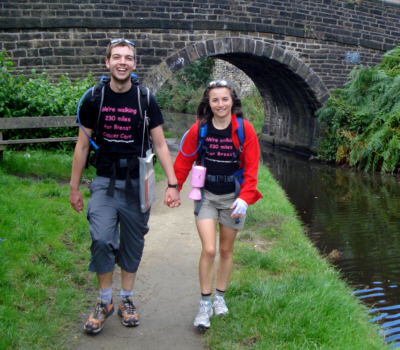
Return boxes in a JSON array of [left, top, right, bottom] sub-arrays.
[[19, 57, 43, 66], [205, 39, 216, 56], [185, 44, 199, 63], [232, 37, 246, 53], [270, 45, 285, 62], [213, 37, 232, 55], [244, 38, 255, 54], [195, 42, 207, 59], [254, 40, 265, 57]]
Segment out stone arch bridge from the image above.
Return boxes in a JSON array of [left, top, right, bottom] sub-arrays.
[[1, 0, 400, 153]]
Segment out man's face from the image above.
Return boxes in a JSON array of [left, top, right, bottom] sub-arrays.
[[105, 45, 136, 84]]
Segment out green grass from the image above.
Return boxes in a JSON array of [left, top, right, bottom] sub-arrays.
[[0, 149, 95, 182], [204, 166, 389, 349], [0, 150, 389, 349], [0, 166, 95, 350]]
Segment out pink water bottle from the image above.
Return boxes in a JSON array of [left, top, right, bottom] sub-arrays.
[[188, 165, 206, 200]]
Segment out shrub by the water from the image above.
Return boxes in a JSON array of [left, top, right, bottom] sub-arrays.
[[316, 46, 400, 173]]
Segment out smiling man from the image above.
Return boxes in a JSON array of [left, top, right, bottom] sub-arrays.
[[69, 38, 181, 335]]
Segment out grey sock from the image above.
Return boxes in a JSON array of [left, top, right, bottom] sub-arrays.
[[215, 289, 225, 298], [99, 287, 112, 305], [120, 288, 133, 300], [201, 293, 212, 303]]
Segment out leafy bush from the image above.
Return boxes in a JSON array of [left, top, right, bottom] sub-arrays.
[[0, 51, 95, 150], [316, 46, 400, 173]]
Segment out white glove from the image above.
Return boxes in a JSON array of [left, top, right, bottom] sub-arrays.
[[231, 198, 248, 217]]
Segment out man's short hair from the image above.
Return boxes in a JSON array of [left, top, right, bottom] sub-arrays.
[[106, 38, 136, 60]]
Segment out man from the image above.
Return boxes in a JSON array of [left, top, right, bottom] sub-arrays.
[[69, 38, 180, 334]]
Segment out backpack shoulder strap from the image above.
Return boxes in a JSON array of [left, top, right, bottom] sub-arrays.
[[137, 85, 152, 155], [90, 76, 110, 143], [196, 123, 208, 164], [236, 117, 245, 152], [137, 85, 150, 121], [90, 75, 109, 103]]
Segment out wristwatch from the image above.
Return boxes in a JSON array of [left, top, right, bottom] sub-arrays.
[[167, 183, 179, 189]]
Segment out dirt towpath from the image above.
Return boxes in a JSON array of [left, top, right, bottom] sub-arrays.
[[73, 145, 206, 350]]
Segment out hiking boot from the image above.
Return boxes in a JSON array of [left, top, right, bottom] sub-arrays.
[[193, 300, 213, 329], [118, 297, 140, 327], [213, 295, 229, 316], [83, 298, 114, 334]]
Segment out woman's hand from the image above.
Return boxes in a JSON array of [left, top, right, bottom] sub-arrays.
[[230, 198, 248, 218]]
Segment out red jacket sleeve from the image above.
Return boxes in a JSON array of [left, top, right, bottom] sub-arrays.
[[173, 121, 199, 191]]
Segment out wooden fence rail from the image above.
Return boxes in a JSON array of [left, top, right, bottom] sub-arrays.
[[0, 116, 78, 159]]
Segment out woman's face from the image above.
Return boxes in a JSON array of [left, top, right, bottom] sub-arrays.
[[208, 87, 233, 120]]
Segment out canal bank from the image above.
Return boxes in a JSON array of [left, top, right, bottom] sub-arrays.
[[262, 143, 400, 348]]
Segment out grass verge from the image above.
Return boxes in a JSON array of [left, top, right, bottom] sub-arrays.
[[0, 163, 93, 349], [204, 166, 389, 349]]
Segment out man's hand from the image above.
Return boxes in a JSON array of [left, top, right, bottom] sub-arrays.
[[164, 187, 181, 208], [70, 188, 84, 213]]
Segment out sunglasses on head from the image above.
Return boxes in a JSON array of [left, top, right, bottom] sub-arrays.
[[109, 38, 136, 47], [208, 80, 230, 88]]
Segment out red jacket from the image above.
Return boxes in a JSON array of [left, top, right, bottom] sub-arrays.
[[174, 114, 263, 205]]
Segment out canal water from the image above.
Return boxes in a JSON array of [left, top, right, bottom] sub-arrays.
[[261, 143, 400, 348]]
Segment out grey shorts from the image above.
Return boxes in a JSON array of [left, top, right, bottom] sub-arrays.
[[87, 176, 150, 274], [195, 190, 246, 230]]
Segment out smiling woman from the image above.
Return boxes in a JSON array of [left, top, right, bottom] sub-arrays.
[[174, 80, 263, 329]]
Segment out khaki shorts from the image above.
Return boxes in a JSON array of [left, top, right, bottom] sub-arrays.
[[195, 190, 246, 230]]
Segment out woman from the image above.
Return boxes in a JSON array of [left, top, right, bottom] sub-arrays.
[[174, 80, 263, 329]]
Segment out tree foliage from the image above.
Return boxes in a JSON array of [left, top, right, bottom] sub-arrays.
[[316, 46, 400, 173], [155, 58, 215, 114]]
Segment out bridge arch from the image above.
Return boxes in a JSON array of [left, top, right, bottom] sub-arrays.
[[146, 37, 329, 154]]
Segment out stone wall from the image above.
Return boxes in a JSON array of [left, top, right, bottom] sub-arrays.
[[1, 0, 399, 87], [212, 59, 255, 97]]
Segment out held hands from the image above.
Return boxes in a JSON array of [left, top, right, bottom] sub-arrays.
[[164, 187, 181, 208], [230, 198, 248, 218]]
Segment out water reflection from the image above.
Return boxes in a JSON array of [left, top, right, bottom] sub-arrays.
[[261, 143, 400, 347]]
